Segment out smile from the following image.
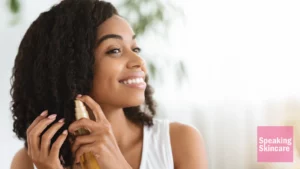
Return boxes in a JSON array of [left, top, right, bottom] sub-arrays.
[[119, 78, 146, 89], [120, 78, 144, 84]]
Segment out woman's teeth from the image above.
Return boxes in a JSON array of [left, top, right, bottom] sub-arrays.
[[120, 78, 144, 84]]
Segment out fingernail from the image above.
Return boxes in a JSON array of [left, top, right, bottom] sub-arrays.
[[76, 94, 82, 98], [62, 130, 68, 135], [40, 110, 48, 116], [58, 118, 65, 122], [48, 114, 57, 119]]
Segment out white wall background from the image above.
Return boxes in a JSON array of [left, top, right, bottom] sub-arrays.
[[1, 0, 300, 168]]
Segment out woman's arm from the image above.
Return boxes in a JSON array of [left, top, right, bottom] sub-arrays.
[[170, 122, 208, 169], [11, 148, 34, 169]]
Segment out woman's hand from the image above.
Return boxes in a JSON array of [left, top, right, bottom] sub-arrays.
[[26, 110, 68, 169], [69, 95, 132, 169]]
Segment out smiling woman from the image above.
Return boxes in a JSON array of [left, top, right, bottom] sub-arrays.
[[9, 0, 207, 169]]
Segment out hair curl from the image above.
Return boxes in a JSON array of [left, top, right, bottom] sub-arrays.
[[10, 0, 156, 167]]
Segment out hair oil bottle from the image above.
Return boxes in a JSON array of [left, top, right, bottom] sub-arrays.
[[74, 100, 101, 169]]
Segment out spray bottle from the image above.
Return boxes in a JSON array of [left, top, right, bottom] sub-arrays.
[[74, 100, 101, 169]]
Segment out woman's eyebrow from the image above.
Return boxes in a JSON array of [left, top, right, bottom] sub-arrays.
[[96, 34, 136, 46]]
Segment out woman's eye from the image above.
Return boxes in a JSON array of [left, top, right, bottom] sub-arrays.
[[133, 47, 141, 53], [106, 48, 121, 54]]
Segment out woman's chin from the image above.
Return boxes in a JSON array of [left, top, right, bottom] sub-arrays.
[[121, 98, 145, 108]]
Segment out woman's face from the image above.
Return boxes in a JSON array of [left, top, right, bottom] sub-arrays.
[[90, 15, 147, 108]]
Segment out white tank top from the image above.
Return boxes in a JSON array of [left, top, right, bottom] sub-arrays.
[[139, 118, 174, 169], [34, 118, 174, 169]]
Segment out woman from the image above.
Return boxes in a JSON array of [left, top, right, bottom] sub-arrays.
[[10, 0, 207, 169]]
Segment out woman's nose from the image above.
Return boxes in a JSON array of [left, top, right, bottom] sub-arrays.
[[127, 53, 145, 69]]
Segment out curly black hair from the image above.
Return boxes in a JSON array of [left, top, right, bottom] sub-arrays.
[[10, 0, 156, 167]]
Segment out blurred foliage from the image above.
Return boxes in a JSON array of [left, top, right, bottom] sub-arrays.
[[8, 0, 19, 14], [118, 0, 166, 36], [7, 0, 186, 84]]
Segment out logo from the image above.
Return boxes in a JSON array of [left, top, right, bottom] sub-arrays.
[[257, 126, 293, 162]]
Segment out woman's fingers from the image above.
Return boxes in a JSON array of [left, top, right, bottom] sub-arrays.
[[68, 118, 94, 134], [27, 110, 48, 133], [74, 143, 97, 163], [49, 130, 68, 159], [26, 111, 68, 169], [71, 134, 98, 153], [40, 118, 65, 157], [26, 110, 48, 156], [29, 114, 57, 157]]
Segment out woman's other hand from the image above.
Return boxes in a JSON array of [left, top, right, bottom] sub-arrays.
[[26, 110, 68, 169]]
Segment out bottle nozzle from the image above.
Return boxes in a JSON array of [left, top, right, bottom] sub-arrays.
[[75, 99, 85, 108], [74, 100, 89, 120]]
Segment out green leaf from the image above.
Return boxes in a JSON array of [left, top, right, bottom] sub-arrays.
[[9, 0, 20, 14]]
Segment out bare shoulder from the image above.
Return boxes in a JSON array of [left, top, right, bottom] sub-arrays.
[[169, 122, 208, 169], [11, 147, 34, 169]]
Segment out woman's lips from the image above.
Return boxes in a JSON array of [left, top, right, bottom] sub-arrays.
[[118, 71, 146, 82], [119, 76, 146, 89], [119, 81, 147, 89]]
